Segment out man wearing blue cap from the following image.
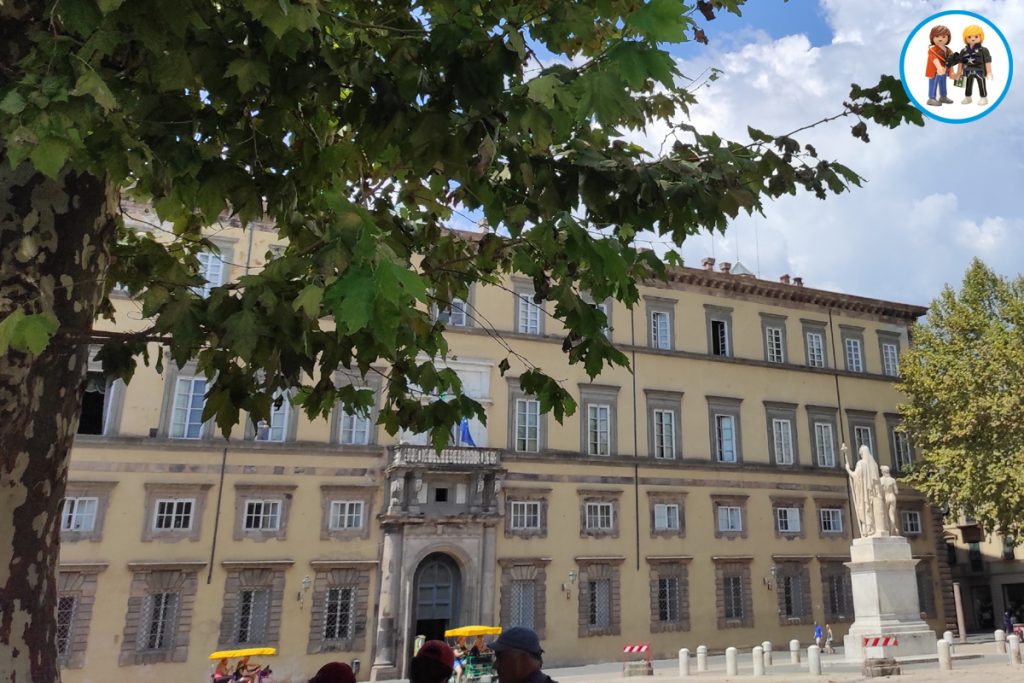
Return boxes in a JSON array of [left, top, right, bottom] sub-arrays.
[[489, 626, 557, 683]]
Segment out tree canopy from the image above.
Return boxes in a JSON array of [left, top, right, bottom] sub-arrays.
[[900, 259, 1024, 538]]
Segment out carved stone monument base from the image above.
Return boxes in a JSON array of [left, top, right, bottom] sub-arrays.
[[844, 536, 937, 661]]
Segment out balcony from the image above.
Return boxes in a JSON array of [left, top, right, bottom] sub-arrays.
[[389, 445, 503, 468]]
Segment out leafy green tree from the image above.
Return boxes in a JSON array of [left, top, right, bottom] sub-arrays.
[[900, 259, 1024, 538], [0, 0, 919, 678]]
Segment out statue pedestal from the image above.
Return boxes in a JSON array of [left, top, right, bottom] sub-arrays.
[[843, 536, 936, 661]]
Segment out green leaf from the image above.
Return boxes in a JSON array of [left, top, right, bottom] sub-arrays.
[[626, 0, 691, 43], [293, 284, 324, 318], [526, 74, 560, 108], [0, 308, 26, 354], [226, 58, 270, 93], [0, 310, 59, 355], [326, 268, 375, 333], [96, 0, 124, 14], [30, 138, 70, 178], [0, 91, 26, 115], [72, 70, 117, 111]]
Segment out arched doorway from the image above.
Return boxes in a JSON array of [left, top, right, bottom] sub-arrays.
[[413, 553, 461, 642]]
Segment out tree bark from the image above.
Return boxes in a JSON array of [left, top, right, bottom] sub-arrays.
[[1, 158, 117, 683]]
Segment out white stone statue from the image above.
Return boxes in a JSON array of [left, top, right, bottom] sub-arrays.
[[879, 465, 900, 536], [388, 478, 403, 510], [844, 444, 888, 537]]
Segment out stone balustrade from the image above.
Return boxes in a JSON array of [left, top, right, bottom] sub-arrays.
[[389, 445, 503, 467]]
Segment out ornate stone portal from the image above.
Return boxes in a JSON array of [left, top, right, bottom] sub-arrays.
[[843, 446, 936, 660]]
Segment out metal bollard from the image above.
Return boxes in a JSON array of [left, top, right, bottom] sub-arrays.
[[789, 639, 801, 664], [937, 639, 952, 670], [697, 645, 708, 672], [1010, 635, 1022, 665], [679, 648, 690, 677], [996, 629, 1007, 654], [761, 640, 772, 667], [752, 646, 765, 676], [808, 644, 822, 675], [726, 647, 738, 676]]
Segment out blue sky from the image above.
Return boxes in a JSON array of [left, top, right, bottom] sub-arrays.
[[673, 0, 834, 54]]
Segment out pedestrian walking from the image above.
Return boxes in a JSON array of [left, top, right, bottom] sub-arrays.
[[824, 624, 834, 654], [410, 640, 456, 683], [309, 661, 356, 683], [489, 626, 558, 683], [813, 623, 823, 648]]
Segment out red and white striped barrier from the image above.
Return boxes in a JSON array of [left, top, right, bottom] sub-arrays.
[[862, 636, 899, 647], [623, 644, 650, 653]]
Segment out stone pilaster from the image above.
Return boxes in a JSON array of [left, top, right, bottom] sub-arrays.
[[369, 524, 403, 681]]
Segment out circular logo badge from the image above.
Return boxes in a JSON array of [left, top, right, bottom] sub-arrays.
[[899, 10, 1013, 123]]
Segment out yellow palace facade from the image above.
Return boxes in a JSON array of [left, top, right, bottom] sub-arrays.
[[58, 209, 954, 681]]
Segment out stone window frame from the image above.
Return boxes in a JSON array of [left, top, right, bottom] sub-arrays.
[[814, 498, 849, 540], [233, 483, 297, 542], [193, 238, 236, 296], [770, 496, 807, 540], [647, 491, 686, 539], [579, 384, 620, 457], [900, 507, 924, 537], [158, 359, 215, 439], [760, 312, 788, 364], [512, 278, 545, 336], [329, 372, 381, 446], [885, 413, 915, 473], [60, 481, 117, 543], [820, 560, 854, 623], [915, 557, 937, 618], [707, 396, 743, 464], [504, 487, 550, 539], [431, 284, 475, 329], [764, 401, 799, 467], [306, 561, 373, 654], [320, 485, 376, 541], [877, 330, 902, 377], [773, 559, 813, 626], [713, 557, 754, 629], [645, 389, 683, 460], [576, 557, 624, 638], [218, 562, 290, 648], [647, 557, 691, 633], [579, 489, 622, 539], [704, 304, 734, 357], [805, 405, 840, 469], [141, 483, 213, 543], [57, 563, 107, 669], [846, 409, 878, 456], [644, 295, 677, 350], [506, 378, 548, 453], [498, 557, 550, 639], [711, 494, 749, 540], [800, 319, 829, 369], [840, 325, 866, 373], [119, 561, 204, 666], [80, 344, 127, 436], [242, 388, 300, 443]]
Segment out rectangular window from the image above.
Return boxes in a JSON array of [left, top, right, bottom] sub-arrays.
[[892, 430, 913, 471], [255, 393, 289, 442], [853, 425, 874, 454], [515, 398, 540, 452], [587, 404, 611, 456], [844, 338, 864, 372], [901, 510, 922, 535], [772, 419, 794, 465], [723, 576, 743, 619], [510, 501, 541, 530], [782, 575, 803, 617], [585, 502, 614, 530], [169, 376, 207, 439], [60, 497, 98, 532], [194, 251, 225, 297], [814, 422, 836, 467], [881, 342, 899, 377], [235, 589, 270, 644], [657, 577, 680, 623], [329, 501, 364, 530], [436, 298, 468, 327], [775, 507, 801, 533], [827, 575, 849, 617], [323, 587, 353, 640], [650, 310, 671, 350], [339, 406, 371, 445], [517, 293, 542, 335], [806, 332, 825, 368], [717, 505, 742, 532], [244, 500, 281, 531], [715, 414, 736, 463], [56, 595, 76, 658], [588, 579, 611, 627], [766, 327, 785, 363], [653, 409, 676, 459], [140, 592, 178, 651], [711, 319, 730, 356], [509, 580, 536, 629], [654, 503, 680, 531], [819, 508, 843, 533], [594, 302, 610, 336], [153, 499, 194, 531]]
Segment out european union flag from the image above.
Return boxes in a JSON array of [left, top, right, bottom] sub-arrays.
[[459, 417, 477, 447]]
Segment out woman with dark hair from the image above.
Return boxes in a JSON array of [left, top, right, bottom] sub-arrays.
[[309, 661, 356, 683]]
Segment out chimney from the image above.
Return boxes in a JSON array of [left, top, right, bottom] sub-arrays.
[[719, 262, 732, 274], [701, 257, 716, 271], [793, 276, 804, 287], [779, 274, 791, 285]]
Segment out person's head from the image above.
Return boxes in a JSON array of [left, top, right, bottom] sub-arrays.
[[489, 627, 544, 683], [410, 640, 455, 683], [309, 661, 356, 683], [963, 25, 985, 46], [474, 635, 485, 648], [880, 465, 890, 476], [929, 25, 951, 48]]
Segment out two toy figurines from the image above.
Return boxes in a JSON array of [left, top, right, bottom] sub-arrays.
[[926, 24, 993, 107]]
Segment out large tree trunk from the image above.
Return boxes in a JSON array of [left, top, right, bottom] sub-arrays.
[[0, 159, 117, 683]]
